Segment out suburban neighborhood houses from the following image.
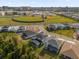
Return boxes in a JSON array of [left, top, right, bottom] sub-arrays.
[[0, 5, 79, 59], [0, 25, 79, 59], [46, 24, 71, 31]]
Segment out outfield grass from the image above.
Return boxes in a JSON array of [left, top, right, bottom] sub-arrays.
[[45, 15, 78, 24], [15, 16, 43, 21]]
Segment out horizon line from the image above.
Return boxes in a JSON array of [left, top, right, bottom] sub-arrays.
[[0, 6, 79, 8]]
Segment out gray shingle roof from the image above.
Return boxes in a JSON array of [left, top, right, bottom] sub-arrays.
[[32, 39, 40, 46], [47, 38, 63, 49]]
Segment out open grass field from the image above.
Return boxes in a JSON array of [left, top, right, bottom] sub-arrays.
[[0, 17, 12, 25], [0, 17, 22, 25], [0, 15, 78, 25], [15, 16, 43, 21], [15, 15, 77, 23], [0, 16, 43, 25], [52, 29, 75, 38], [0, 16, 33, 25], [45, 15, 78, 24]]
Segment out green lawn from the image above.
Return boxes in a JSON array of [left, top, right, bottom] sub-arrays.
[[0, 15, 78, 25], [0, 17, 12, 25], [45, 15, 78, 24], [15, 16, 43, 21], [0, 17, 21, 25], [52, 29, 75, 38], [15, 15, 77, 23], [39, 54, 60, 59], [0, 16, 43, 25], [0, 16, 32, 25], [39, 50, 60, 59]]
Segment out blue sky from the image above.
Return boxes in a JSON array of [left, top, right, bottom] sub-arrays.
[[0, 0, 79, 7]]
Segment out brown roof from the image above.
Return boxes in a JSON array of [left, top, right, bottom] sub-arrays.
[[60, 41, 79, 59]]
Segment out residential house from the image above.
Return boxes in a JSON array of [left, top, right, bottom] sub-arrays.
[[47, 24, 56, 31], [1, 26, 9, 32], [45, 37, 64, 54], [22, 30, 37, 39], [60, 41, 79, 59], [31, 37, 43, 47], [0, 26, 3, 32], [16, 26, 26, 33], [63, 23, 71, 29], [47, 24, 70, 31], [74, 30, 79, 40], [70, 23, 79, 29], [8, 26, 20, 32], [31, 33, 48, 47]]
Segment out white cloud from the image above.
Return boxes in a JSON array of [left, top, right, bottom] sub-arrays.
[[65, 0, 71, 2]]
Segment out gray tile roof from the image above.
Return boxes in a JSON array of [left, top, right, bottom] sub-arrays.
[[47, 38, 63, 49], [32, 39, 40, 46]]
